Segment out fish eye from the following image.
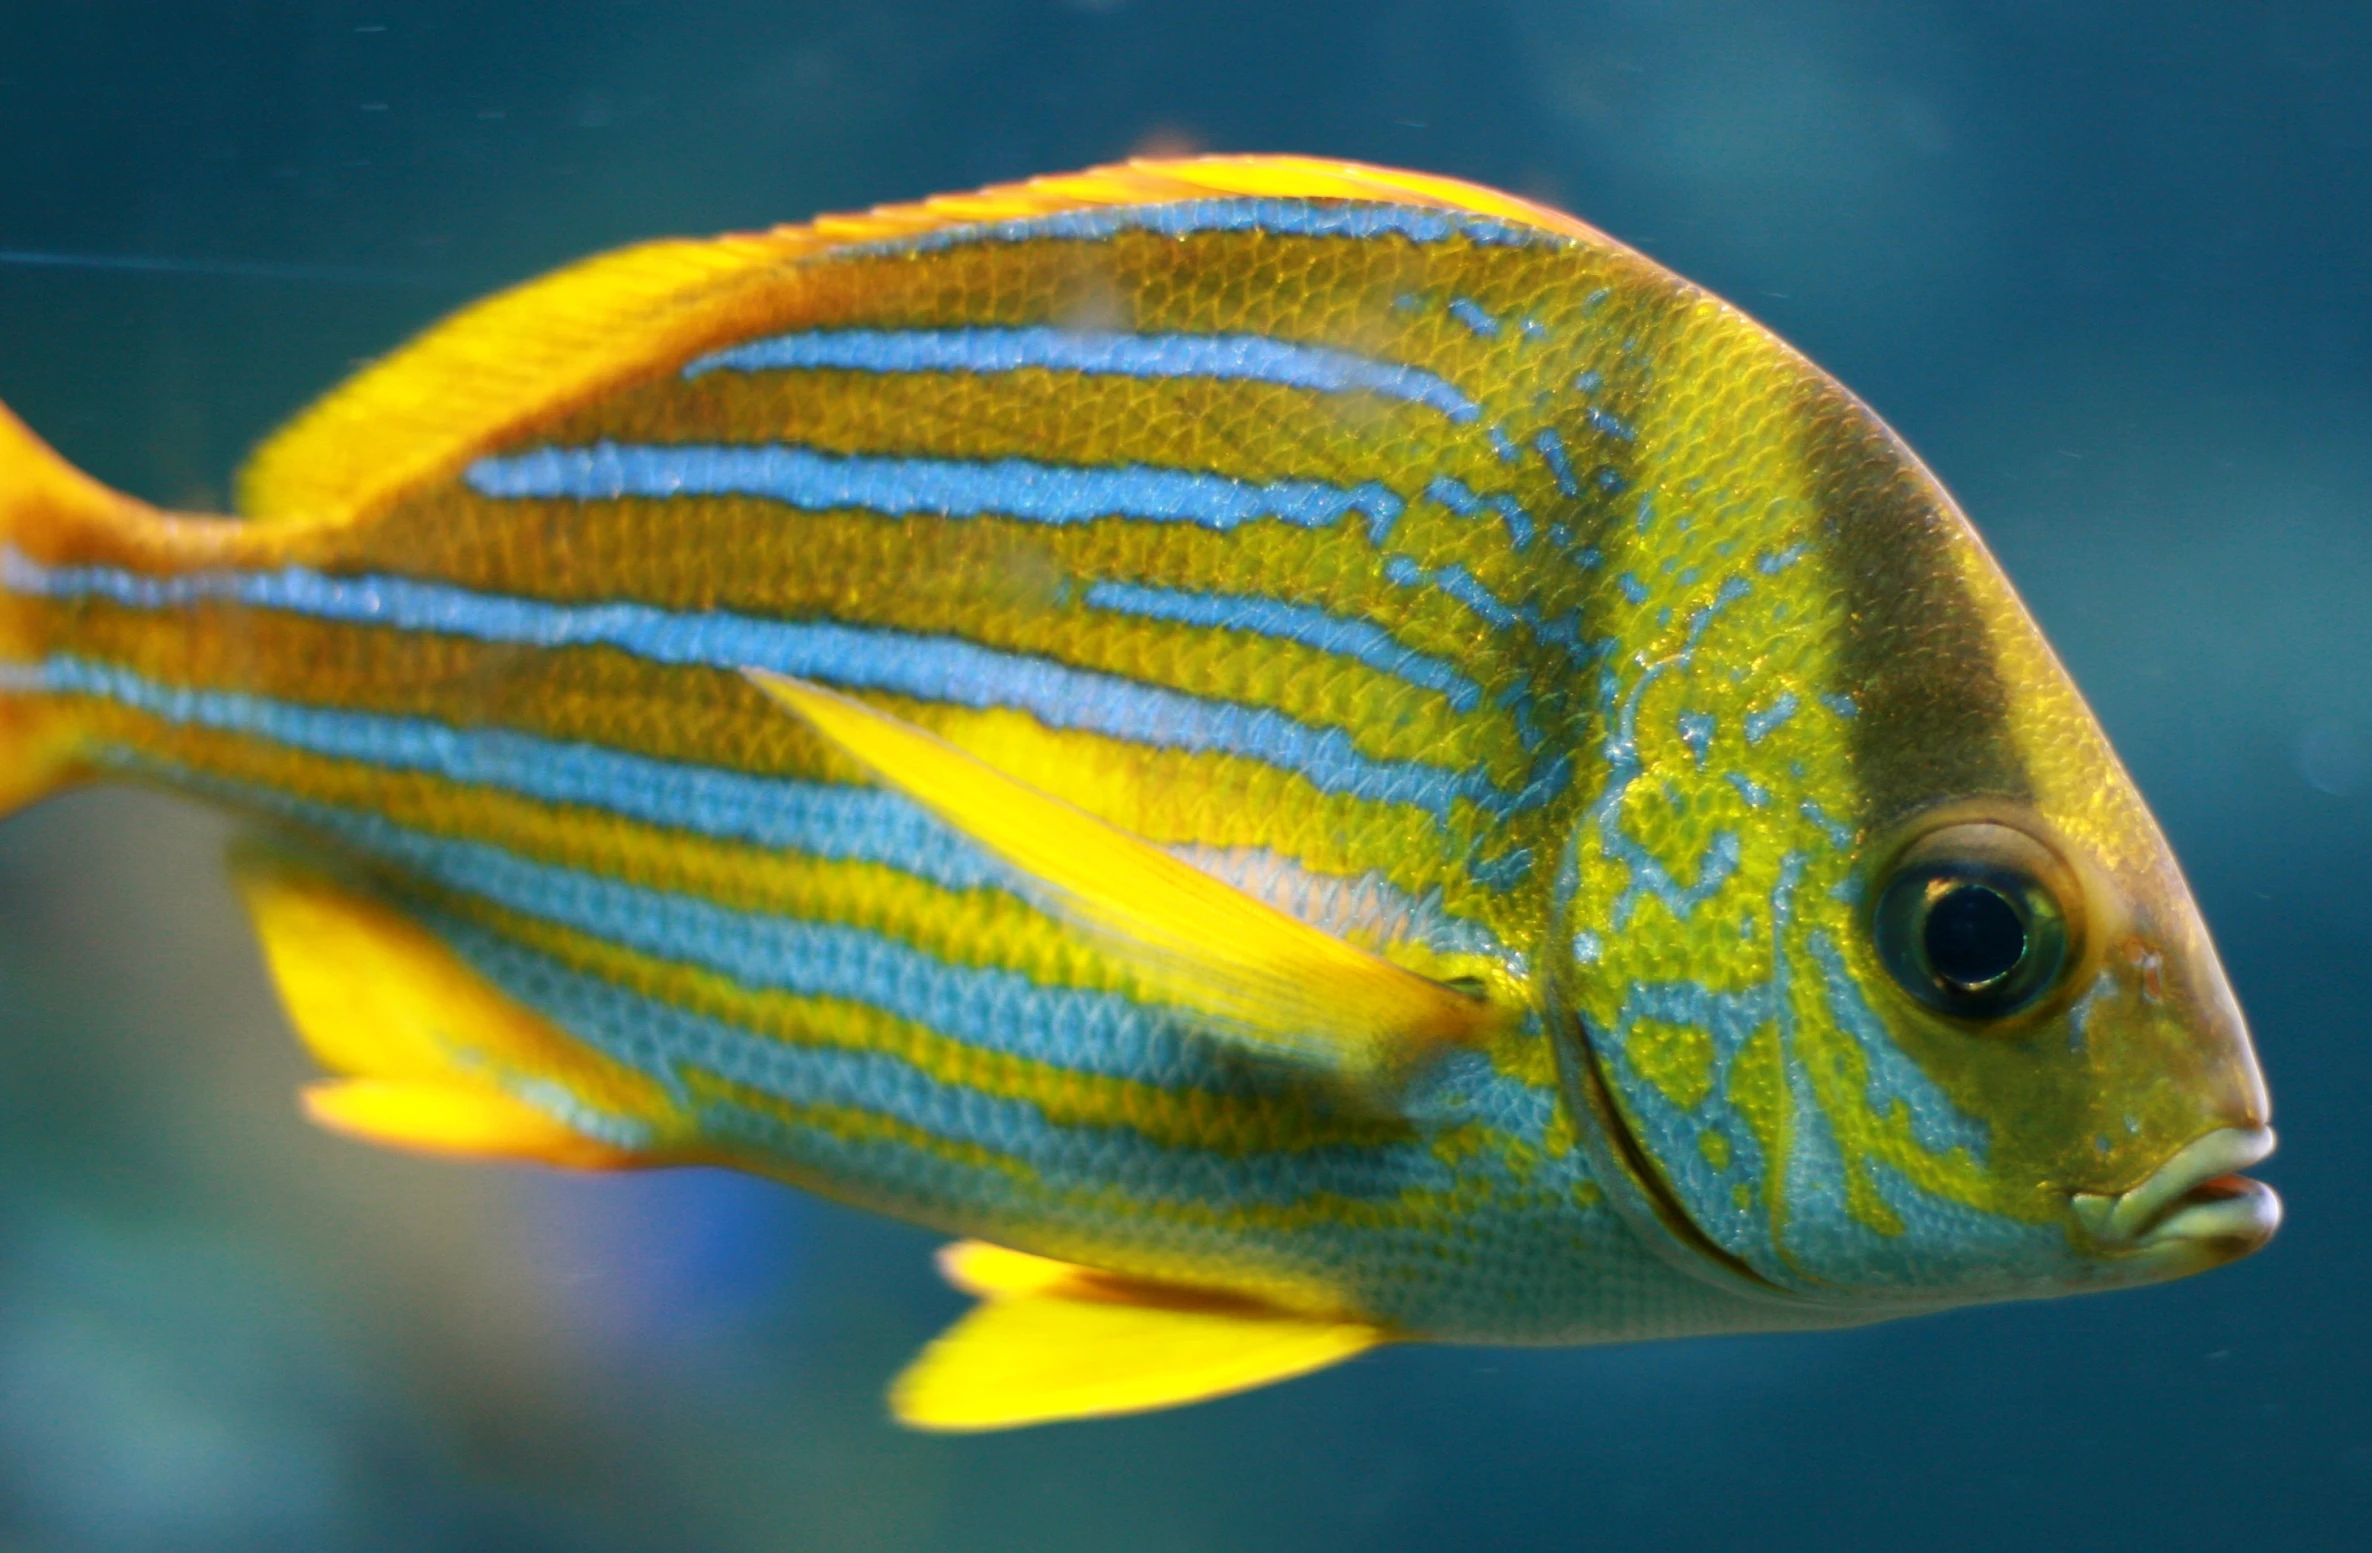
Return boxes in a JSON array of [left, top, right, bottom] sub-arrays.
[[1872, 821, 2076, 1021]]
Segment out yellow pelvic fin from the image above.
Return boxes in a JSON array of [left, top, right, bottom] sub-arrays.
[[745, 671, 1503, 1087], [892, 1241, 1386, 1432], [234, 155, 1619, 532], [232, 847, 684, 1168]]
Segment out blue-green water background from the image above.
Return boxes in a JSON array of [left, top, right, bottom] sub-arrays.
[[0, 3, 2365, 1548]]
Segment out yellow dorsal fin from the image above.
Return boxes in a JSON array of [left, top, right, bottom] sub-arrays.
[[892, 1241, 1385, 1432], [745, 671, 1503, 1087], [235, 155, 1615, 529], [233, 846, 683, 1167]]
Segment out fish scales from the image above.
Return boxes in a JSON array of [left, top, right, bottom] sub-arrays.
[[3, 193, 1672, 1332], [0, 157, 2276, 1428]]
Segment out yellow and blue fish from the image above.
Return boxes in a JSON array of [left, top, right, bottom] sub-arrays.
[[0, 157, 2277, 1430]]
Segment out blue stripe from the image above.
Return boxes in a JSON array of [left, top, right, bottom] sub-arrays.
[[3, 550, 1485, 818], [15, 654, 1006, 889], [1081, 580, 1482, 713], [837, 197, 1557, 257], [682, 326, 1480, 423], [464, 442, 1406, 545]]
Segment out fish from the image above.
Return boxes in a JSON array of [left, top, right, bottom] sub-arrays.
[[0, 155, 2277, 1431]]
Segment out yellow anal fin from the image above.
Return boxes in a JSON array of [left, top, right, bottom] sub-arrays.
[[233, 846, 683, 1168], [303, 1079, 647, 1170], [745, 671, 1502, 1088], [892, 1241, 1386, 1432]]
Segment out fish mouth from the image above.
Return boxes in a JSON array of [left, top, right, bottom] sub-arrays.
[[2071, 1125, 2281, 1271]]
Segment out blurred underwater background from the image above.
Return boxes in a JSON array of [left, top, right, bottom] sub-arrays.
[[0, 2, 2366, 1548]]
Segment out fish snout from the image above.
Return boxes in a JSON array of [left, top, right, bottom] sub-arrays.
[[2070, 1126, 2281, 1274]]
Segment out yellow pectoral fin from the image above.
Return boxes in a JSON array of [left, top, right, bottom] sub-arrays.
[[891, 1242, 1386, 1432], [233, 846, 683, 1168], [743, 670, 1501, 1087]]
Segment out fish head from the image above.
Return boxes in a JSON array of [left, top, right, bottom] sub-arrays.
[[1547, 370, 2275, 1314]]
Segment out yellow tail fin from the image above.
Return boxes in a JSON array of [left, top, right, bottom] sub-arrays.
[[0, 401, 141, 817]]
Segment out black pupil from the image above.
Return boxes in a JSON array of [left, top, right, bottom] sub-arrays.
[[1924, 883, 2028, 991]]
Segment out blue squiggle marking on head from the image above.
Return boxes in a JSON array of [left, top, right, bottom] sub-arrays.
[[1586, 576, 1758, 933], [1806, 934, 1992, 1162], [1744, 692, 1798, 744], [1798, 798, 1855, 849], [1677, 712, 1715, 766]]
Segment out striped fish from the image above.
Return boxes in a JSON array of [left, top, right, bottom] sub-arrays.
[[0, 157, 2275, 1431]]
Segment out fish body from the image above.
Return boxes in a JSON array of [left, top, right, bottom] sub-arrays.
[[0, 158, 2275, 1428]]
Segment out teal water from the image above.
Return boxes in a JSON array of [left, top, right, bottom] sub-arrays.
[[0, 4, 2364, 1548]]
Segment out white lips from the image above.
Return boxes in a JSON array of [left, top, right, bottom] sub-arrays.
[[2071, 1125, 2281, 1262]]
